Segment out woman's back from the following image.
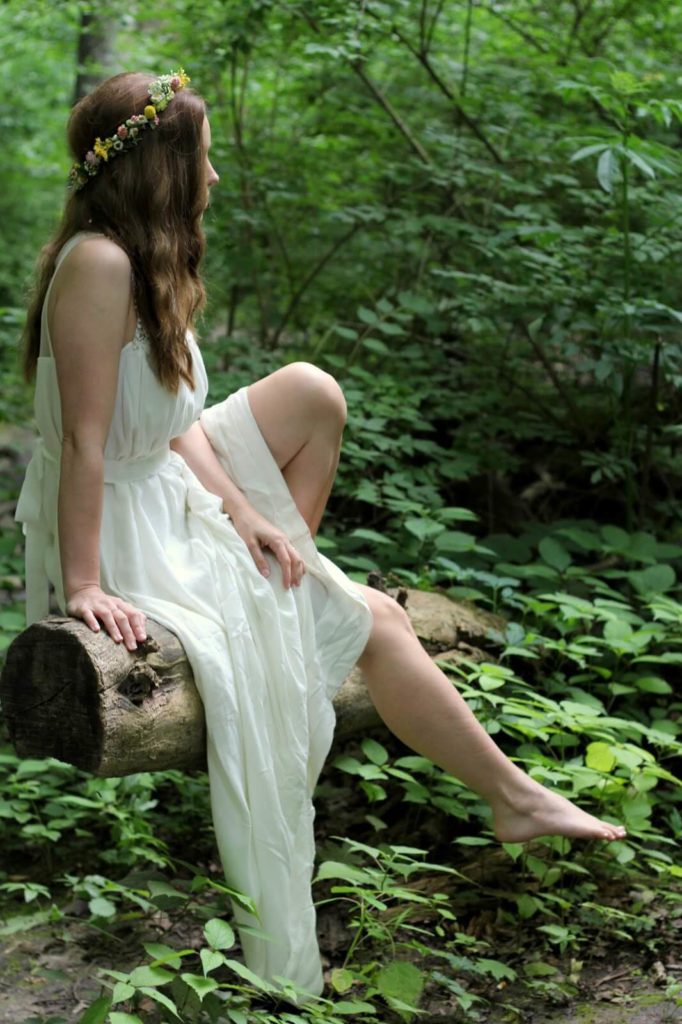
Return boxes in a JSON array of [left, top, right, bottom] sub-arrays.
[[35, 231, 206, 464]]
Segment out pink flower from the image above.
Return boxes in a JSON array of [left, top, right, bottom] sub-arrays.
[[170, 76, 181, 91], [116, 125, 128, 139], [85, 150, 98, 165]]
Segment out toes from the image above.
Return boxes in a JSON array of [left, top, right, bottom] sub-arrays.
[[587, 816, 628, 842]]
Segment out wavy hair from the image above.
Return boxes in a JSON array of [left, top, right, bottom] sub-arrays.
[[23, 71, 208, 392]]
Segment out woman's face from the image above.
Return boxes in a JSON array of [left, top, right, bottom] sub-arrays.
[[202, 116, 219, 206]]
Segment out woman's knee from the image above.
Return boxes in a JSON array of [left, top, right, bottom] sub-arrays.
[[284, 362, 347, 429], [361, 587, 415, 655]]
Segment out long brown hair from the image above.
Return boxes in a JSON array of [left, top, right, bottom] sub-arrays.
[[23, 71, 208, 392]]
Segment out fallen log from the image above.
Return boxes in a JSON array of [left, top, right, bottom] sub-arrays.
[[0, 589, 501, 777]]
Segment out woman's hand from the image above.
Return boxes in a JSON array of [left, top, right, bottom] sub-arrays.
[[66, 585, 147, 651], [229, 505, 305, 589], [170, 424, 305, 589]]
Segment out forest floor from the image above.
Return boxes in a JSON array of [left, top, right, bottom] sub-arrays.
[[0, 906, 680, 1023], [1, 743, 680, 1024]]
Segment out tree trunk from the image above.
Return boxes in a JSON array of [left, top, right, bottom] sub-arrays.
[[73, 9, 117, 104], [0, 590, 500, 777]]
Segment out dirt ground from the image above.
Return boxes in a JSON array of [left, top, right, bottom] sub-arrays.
[[0, 915, 680, 1024]]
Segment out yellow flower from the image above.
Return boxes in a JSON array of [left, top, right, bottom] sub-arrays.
[[93, 137, 113, 161], [176, 68, 190, 87], [144, 104, 157, 120]]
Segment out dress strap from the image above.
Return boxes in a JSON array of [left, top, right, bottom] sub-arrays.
[[40, 231, 104, 359]]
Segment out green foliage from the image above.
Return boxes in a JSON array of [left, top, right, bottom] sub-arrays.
[[3, 536, 680, 1011], [0, 309, 31, 424], [315, 839, 459, 962], [3, 0, 682, 531], [2, 2, 682, 1021], [0, 755, 171, 876]]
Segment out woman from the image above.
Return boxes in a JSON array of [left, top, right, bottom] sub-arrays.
[[17, 69, 625, 999]]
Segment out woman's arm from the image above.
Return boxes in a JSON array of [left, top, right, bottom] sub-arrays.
[[170, 422, 305, 588], [170, 421, 252, 518], [51, 238, 147, 649]]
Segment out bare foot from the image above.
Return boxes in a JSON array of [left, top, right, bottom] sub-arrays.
[[492, 781, 627, 844]]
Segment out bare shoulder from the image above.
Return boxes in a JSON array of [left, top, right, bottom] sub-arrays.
[[59, 235, 132, 288], [49, 236, 135, 358], [50, 234, 133, 332]]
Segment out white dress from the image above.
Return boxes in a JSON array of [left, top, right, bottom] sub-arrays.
[[15, 231, 373, 996]]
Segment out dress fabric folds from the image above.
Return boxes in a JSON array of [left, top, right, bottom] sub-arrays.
[[15, 232, 373, 997]]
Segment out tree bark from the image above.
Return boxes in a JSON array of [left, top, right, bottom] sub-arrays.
[[0, 590, 500, 777], [73, 9, 117, 104]]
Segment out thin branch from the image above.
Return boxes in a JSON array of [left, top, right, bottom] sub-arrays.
[[505, 378, 567, 432], [263, 202, 295, 295], [299, 8, 432, 165], [229, 48, 268, 342], [425, 0, 446, 53], [585, 0, 639, 56], [639, 340, 661, 521], [350, 62, 432, 164], [225, 283, 239, 339], [270, 222, 363, 346], [419, 0, 428, 55], [481, 4, 550, 55], [238, 48, 249, 126], [518, 320, 584, 437], [229, 52, 243, 150], [460, 0, 474, 100], [561, 0, 596, 65], [366, 7, 503, 164], [467, 330, 569, 432]]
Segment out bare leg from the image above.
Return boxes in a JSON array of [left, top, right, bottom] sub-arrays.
[[247, 365, 626, 843], [356, 585, 627, 844], [248, 362, 346, 537]]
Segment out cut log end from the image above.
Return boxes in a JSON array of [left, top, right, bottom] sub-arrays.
[[2, 619, 104, 772], [1, 617, 206, 776]]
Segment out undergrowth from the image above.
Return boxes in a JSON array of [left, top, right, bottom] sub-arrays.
[[1, 512, 680, 1022]]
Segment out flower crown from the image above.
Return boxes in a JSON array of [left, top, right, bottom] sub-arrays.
[[68, 69, 191, 191]]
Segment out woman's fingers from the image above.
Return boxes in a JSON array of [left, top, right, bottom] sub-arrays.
[[284, 545, 304, 586], [270, 538, 306, 588], [67, 589, 146, 651], [99, 608, 124, 644], [269, 538, 291, 588], [81, 608, 101, 633], [113, 607, 138, 650], [279, 537, 305, 586], [290, 545, 305, 586], [70, 593, 143, 647], [236, 517, 306, 590], [247, 539, 271, 579], [119, 603, 147, 642]]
